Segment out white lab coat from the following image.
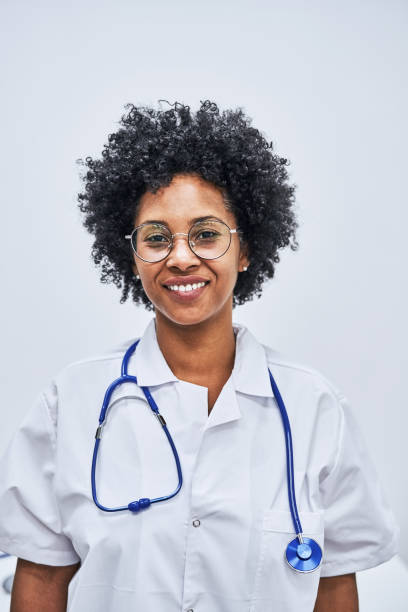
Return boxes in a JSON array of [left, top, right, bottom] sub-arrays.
[[0, 318, 400, 611]]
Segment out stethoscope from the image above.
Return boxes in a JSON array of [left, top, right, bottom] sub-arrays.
[[91, 339, 323, 573]]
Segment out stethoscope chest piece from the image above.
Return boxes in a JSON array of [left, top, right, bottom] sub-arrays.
[[285, 536, 322, 573]]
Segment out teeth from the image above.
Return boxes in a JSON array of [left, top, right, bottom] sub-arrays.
[[168, 281, 206, 292]]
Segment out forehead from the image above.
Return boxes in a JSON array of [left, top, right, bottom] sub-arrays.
[[134, 174, 236, 227]]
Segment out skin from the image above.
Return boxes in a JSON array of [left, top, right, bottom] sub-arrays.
[[11, 560, 358, 612], [314, 573, 359, 611], [10, 173, 358, 610], [10, 558, 80, 611], [131, 173, 250, 413]]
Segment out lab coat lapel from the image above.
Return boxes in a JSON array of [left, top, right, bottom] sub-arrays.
[[132, 318, 179, 387], [231, 323, 275, 399], [111, 319, 274, 414], [109, 318, 179, 405], [205, 376, 241, 430], [204, 323, 275, 430]]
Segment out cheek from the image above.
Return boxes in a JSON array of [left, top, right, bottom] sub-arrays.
[[141, 275, 159, 297], [140, 281, 165, 311], [212, 261, 239, 291], [136, 269, 161, 301]]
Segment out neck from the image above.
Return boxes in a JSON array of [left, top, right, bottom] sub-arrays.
[[154, 309, 236, 384]]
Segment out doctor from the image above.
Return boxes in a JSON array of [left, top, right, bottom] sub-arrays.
[[0, 100, 399, 612]]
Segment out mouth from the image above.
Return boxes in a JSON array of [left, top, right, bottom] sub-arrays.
[[163, 280, 210, 302]]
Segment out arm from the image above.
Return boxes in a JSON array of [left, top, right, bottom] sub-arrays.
[[314, 573, 359, 612], [10, 558, 80, 612]]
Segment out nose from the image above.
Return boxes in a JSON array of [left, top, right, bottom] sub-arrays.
[[165, 233, 201, 269]]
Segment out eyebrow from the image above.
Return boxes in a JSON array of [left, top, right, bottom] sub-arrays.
[[139, 215, 223, 226]]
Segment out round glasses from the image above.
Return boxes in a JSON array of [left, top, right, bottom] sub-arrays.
[[125, 219, 239, 263]]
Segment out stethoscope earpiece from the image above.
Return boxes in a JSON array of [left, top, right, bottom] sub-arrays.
[[285, 536, 323, 573]]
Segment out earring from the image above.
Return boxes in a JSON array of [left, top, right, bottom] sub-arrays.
[[135, 274, 140, 280], [242, 266, 248, 272]]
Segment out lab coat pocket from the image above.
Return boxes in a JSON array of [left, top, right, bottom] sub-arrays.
[[250, 509, 324, 612]]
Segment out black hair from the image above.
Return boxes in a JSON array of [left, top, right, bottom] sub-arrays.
[[77, 99, 299, 310]]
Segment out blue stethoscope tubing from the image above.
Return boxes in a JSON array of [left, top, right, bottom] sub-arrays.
[[91, 339, 182, 513], [91, 339, 322, 573]]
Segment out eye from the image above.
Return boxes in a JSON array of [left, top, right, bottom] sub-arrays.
[[199, 230, 217, 238], [193, 230, 221, 242], [145, 233, 169, 243]]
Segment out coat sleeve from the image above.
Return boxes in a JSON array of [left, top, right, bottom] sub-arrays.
[[319, 393, 400, 577], [0, 384, 80, 566]]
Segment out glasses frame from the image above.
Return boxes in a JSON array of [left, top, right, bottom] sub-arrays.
[[125, 219, 240, 263]]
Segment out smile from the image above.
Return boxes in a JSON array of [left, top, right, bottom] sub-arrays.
[[163, 281, 210, 301], [168, 282, 207, 292]]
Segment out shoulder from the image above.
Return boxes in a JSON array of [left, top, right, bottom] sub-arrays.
[[40, 337, 142, 429], [259, 340, 348, 473], [262, 342, 344, 400], [260, 340, 346, 440], [52, 337, 140, 387]]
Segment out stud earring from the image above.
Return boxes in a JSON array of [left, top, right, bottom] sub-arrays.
[[242, 266, 248, 272], [135, 274, 140, 280]]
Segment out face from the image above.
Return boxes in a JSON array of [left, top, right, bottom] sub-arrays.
[[131, 173, 249, 328]]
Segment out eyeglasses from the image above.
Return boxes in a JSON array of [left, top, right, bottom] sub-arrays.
[[125, 219, 240, 263]]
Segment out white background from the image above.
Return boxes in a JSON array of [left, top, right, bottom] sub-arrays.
[[1, 0, 407, 608]]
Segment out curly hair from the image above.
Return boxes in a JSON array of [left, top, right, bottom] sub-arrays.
[[77, 99, 299, 311]]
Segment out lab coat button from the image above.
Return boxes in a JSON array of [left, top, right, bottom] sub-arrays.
[[192, 519, 201, 527]]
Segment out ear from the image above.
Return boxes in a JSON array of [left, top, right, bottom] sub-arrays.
[[238, 241, 250, 272]]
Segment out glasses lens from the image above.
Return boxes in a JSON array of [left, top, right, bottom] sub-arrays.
[[133, 223, 171, 262], [189, 220, 231, 259]]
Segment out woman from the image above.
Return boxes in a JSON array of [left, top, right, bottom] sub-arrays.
[[0, 100, 399, 611]]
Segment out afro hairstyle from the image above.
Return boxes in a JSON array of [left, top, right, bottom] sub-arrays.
[[77, 99, 299, 310]]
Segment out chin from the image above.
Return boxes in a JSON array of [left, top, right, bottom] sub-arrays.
[[157, 307, 212, 327], [149, 286, 233, 327], [155, 300, 232, 329]]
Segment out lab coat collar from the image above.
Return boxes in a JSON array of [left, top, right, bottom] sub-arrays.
[[132, 318, 179, 387], [231, 322, 274, 399], [130, 317, 274, 400]]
